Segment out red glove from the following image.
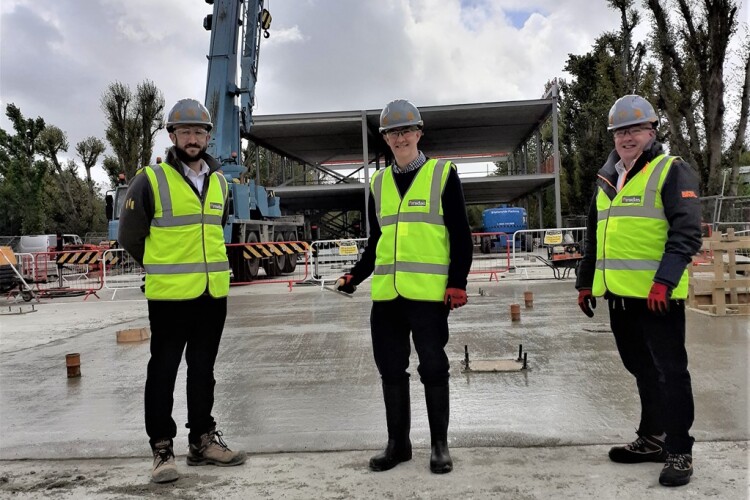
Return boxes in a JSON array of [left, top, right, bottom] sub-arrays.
[[577, 289, 596, 317], [336, 274, 356, 294], [647, 282, 671, 315], [444, 288, 467, 310]]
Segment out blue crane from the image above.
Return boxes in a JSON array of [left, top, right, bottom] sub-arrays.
[[107, 0, 304, 282]]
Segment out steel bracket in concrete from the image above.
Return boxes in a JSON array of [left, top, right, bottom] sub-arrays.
[[0, 305, 37, 315], [460, 344, 528, 373]]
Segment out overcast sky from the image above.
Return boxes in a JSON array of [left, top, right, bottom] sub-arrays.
[[1, 0, 748, 187]]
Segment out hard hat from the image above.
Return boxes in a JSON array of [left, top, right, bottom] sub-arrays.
[[166, 98, 213, 132], [607, 95, 657, 131], [379, 99, 423, 133]]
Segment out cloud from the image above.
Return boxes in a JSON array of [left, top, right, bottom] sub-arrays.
[[1, 0, 747, 189]]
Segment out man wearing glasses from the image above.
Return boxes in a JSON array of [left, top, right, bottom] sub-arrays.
[[119, 98, 246, 483], [575, 95, 702, 487], [336, 99, 473, 474]]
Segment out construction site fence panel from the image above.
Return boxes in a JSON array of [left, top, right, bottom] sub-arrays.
[[509, 227, 587, 278], [308, 238, 368, 287], [470, 232, 511, 281], [26, 250, 105, 299], [101, 249, 145, 297], [225, 240, 310, 290]]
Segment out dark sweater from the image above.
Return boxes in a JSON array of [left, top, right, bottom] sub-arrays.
[[575, 141, 702, 292]]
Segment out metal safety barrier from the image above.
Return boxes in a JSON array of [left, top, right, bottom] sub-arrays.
[[27, 250, 104, 300], [509, 227, 587, 280], [101, 249, 145, 299], [470, 232, 511, 281], [308, 238, 368, 288]]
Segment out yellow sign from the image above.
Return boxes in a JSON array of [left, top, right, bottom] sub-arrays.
[[543, 230, 563, 245], [338, 243, 359, 256]]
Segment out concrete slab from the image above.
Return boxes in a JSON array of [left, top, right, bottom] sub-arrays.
[[0, 442, 747, 499], [0, 278, 748, 498]]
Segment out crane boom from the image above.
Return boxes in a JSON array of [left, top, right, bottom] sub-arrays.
[[204, 0, 268, 181]]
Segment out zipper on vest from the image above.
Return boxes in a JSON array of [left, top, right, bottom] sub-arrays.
[[201, 175, 211, 291], [600, 197, 613, 294]]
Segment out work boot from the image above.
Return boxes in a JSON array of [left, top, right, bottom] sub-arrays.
[[151, 439, 179, 483], [186, 428, 247, 467], [425, 384, 453, 474], [659, 453, 693, 486], [609, 432, 667, 463], [369, 382, 412, 471]]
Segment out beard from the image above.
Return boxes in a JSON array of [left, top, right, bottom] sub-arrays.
[[175, 144, 207, 163]]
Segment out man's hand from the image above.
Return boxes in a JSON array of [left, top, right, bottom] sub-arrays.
[[336, 274, 356, 294], [647, 282, 671, 315], [444, 288, 467, 310], [577, 289, 596, 317]]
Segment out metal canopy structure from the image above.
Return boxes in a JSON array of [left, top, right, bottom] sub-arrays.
[[248, 98, 554, 166], [247, 93, 563, 225], [274, 174, 557, 213]]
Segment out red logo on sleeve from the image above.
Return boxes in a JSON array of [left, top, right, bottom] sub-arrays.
[[681, 190, 697, 198]]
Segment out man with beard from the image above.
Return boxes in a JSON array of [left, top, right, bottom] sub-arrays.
[[119, 98, 246, 484]]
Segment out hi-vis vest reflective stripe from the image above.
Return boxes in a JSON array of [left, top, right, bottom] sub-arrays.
[[592, 154, 689, 299], [141, 163, 230, 300], [371, 159, 451, 301]]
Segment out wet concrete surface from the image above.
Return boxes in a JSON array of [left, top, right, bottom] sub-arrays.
[[0, 277, 748, 497]]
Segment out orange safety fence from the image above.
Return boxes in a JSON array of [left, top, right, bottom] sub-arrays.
[[23, 250, 104, 300]]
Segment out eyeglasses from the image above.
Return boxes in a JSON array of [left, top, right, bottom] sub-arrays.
[[613, 126, 653, 139], [174, 128, 209, 138], [385, 126, 420, 139]]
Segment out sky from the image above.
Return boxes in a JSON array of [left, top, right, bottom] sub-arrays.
[[1, 0, 748, 188]]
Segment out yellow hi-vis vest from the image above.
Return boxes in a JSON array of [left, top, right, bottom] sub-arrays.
[[141, 162, 230, 300], [592, 154, 689, 299], [371, 159, 452, 301]]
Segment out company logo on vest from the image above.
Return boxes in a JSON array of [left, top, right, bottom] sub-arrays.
[[621, 196, 642, 204]]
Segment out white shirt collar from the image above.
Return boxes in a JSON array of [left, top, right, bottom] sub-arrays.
[[181, 160, 210, 178]]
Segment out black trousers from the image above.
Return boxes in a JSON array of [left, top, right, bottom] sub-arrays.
[[609, 297, 694, 454], [370, 297, 450, 387], [145, 295, 227, 447]]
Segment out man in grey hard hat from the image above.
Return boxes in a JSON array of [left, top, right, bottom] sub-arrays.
[[336, 99, 473, 474], [119, 98, 246, 484], [575, 94, 701, 487]]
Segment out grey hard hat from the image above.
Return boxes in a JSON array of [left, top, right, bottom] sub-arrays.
[[166, 98, 213, 132], [607, 95, 658, 131], [379, 99, 423, 133]]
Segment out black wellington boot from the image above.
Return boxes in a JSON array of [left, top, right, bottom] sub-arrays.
[[369, 382, 412, 471], [425, 384, 453, 474]]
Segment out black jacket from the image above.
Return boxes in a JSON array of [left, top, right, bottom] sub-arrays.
[[348, 161, 473, 291], [575, 141, 702, 292], [118, 147, 227, 266]]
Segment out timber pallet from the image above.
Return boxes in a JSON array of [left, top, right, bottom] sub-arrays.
[[688, 228, 750, 316]]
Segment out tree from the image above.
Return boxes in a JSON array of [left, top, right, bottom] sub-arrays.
[[0, 104, 50, 234], [76, 137, 106, 230], [0, 104, 108, 236], [100, 80, 165, 184], [646, 0, 750, 195], [36, 125, 83, 227], [76, 137, 106, 190], [556, 0, 654, 216]]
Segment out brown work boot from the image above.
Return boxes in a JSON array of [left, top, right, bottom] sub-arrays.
[[151, 439, 179, 483], [186, 428, 247, 467]]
